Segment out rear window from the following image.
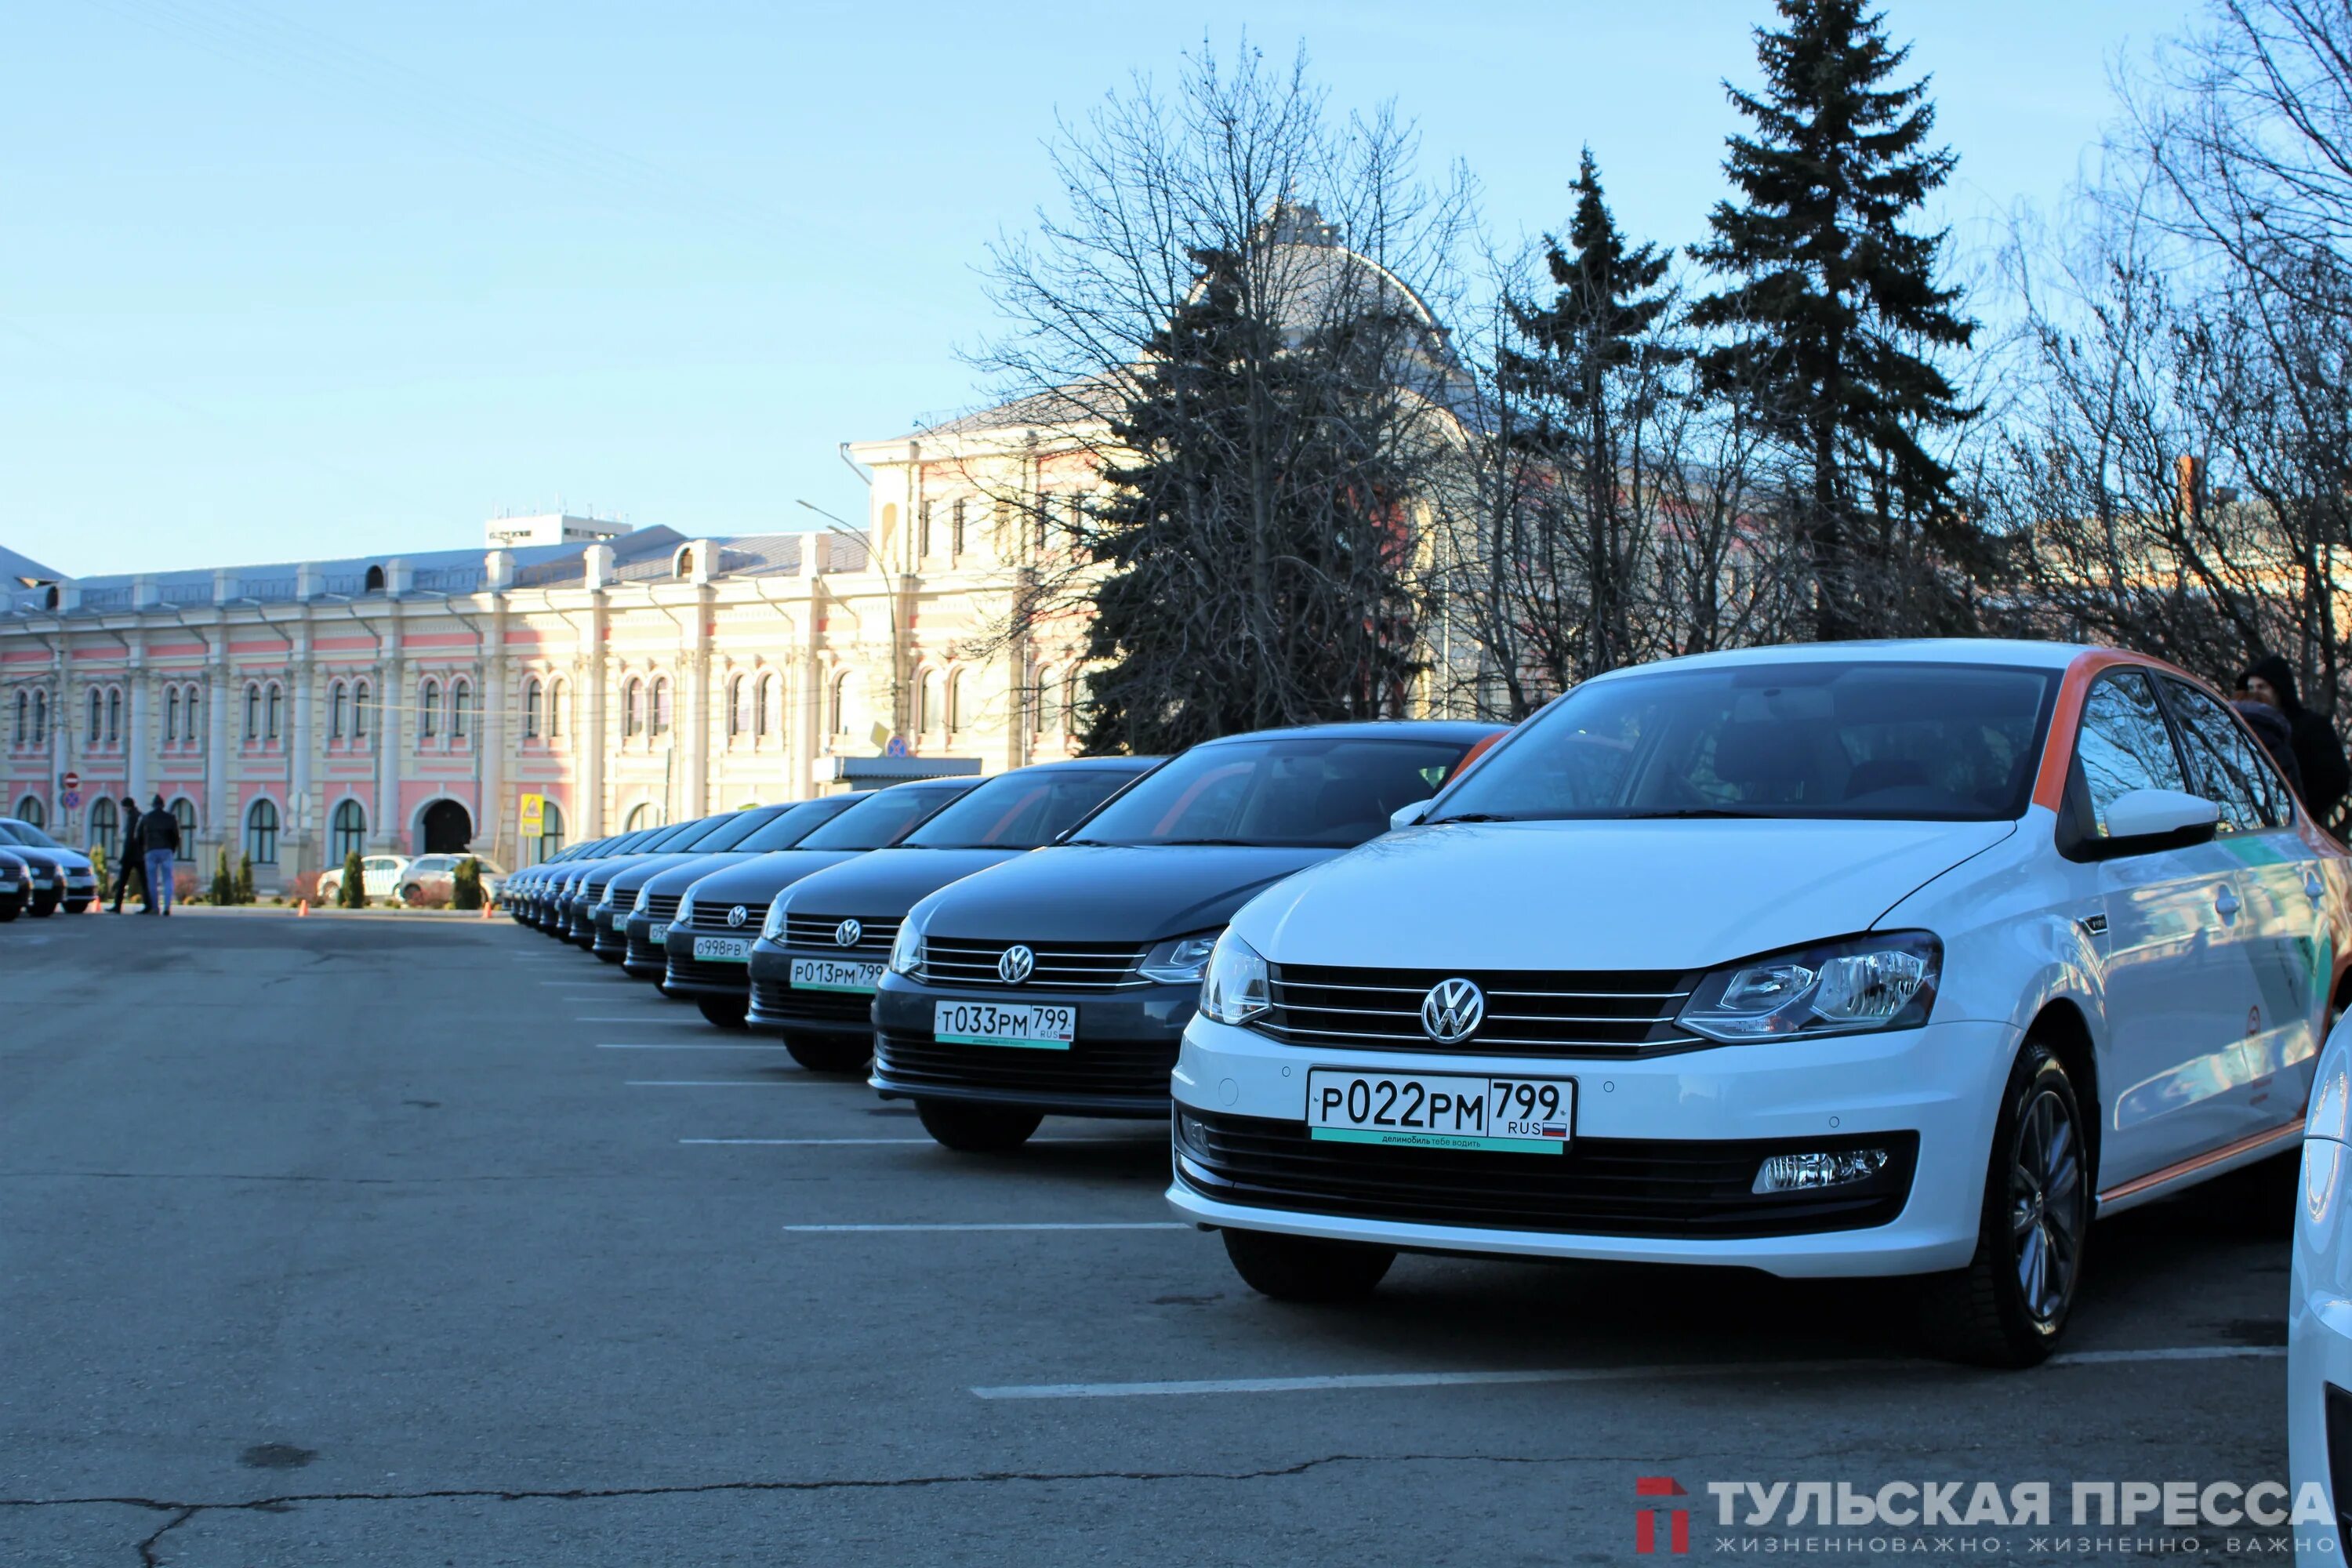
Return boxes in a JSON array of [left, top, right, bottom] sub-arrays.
[[797, 783, 976, 851], [1068, 735, 1482, 848], [903, 765, 1152, 849]]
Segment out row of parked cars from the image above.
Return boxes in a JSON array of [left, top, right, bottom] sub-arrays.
[[505, 640, 2352, 1390], [316, 852, 509, 907], [0, 814, 100, 920]]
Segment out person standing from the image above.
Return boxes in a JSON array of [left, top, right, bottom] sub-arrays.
[[137, 794, 181, 916], [2242, 655, 2351, 824], [2230, 696, 2305, 800], [111, 793, 146, 913]]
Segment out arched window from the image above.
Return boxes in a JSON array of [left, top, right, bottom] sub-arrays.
[[623, 677, 644, 739], [727, 675, 746, 739], [105, 688, 121, 744], [171, 797, 196, 852], [245, 797, 279, 864], [265, 683, 282, 742], [165, 686, 180, 744], [16, 794, 45, 828], [364, 564, 385, 593], [1035, 669, 1062, 736], [31, 691, 45, 743], [951, 498, 967, 557], [535, 800, 566, 863], [651, 677, 671, 738], [12, 690, 24, 744], [244, 684, 260, 742], [420, 679, 441, 739], [330, 799, 366, 862], [524, 677, 543, 739], [89, 797, 118, 857], [352, 682, 369, 740], [547, 680, 566, 739], [452, 679, 472, 740], [330, 681, 346, 739], [756, 673, 775, 739], [89, 688, 102, 740], [184, 685, 201, 747], [829, 671, 854, 735], [919, 670, 942, 734], [623, 802, 655, 832], [946, 670, 965, 734]]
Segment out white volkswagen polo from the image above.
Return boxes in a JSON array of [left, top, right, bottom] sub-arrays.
[[1169, 641, 2349, 1365]]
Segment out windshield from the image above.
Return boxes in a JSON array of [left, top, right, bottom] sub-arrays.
[[902, 764, 1152, 849], [662, 814, 745, 851], [0, 820, 64, 850], [734, 795, 864, 852], [797, 782, 975, 851], [688, 806, 788, 852], [1432, 661, 2058, 823], [1069, 734, 1481, 848]]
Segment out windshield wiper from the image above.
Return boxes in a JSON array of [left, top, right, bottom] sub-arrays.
[[1428, 812, 1520, 824], [1621, 808, 1769, 819], [1155, 837, 1268, 847]]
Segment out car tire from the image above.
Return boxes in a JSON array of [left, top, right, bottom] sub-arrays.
[[401, 884, 423, 904], [28, 892, 56, 918], [1221, 1228, 1397, 1303], [1918, 1040, 2089, 1368], [784, 1033, 872, 1075], [0, 898, 19, 923], [914, 1098, 1044, 1152], [696, 995, 751, 1030]]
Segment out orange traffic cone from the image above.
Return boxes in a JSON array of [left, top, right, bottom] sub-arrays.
[[297, 899, 309, 917]]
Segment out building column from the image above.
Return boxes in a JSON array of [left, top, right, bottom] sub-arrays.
[[205, 645, 230, 863], [480, 597, 507, 862], [127, 637, 151, 804], [683, 590, 710, 817], [579, 597, 608, 835], [376, 607, 405, 851], [289, 647, 314, 874]]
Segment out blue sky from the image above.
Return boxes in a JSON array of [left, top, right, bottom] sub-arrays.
[[2, 0, 2192, 576]]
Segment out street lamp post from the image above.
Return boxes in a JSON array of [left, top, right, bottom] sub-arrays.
[[794, 498, 908, 748]]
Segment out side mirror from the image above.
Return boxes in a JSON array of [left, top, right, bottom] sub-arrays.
[[2096, 789, 2221, 856], [1388, 800, 1433, 832]]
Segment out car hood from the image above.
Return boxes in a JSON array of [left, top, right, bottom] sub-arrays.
[[637, 851, 773, 896], [776, 848, 1024, 924], [10, 846, 88, 875], [1236, 818, 2020, 971], [606, 853, 717, 893], [910, 844, 1340, 944], [680, 848, 866, 906]]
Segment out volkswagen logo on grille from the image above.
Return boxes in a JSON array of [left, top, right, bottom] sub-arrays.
[[726, 905, 750, 929], [997, 944, 1036, 985], [1420, 978, 1485, 1044], [834, 918, 862, 949]]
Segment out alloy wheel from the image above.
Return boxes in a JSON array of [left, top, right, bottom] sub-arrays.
[[2008, 1087, 2084, 1325]]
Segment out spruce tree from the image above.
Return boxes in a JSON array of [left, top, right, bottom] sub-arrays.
[[211, 850, 232, 906], [1080, 235, 1425, 754], [235, 854, 254, 906], [1688, 0, 1979, 639], [1498, 149, 1678, 676], [452, 857, 483, 911], [338, 850, 365, 909]]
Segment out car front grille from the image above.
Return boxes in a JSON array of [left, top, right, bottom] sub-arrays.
[[920, 937, 1149, 991], [1258, 964, 1704, 1058], [1175, 1110, 1918, 1239], [752, 979, 873, 1025], [875, 1033, 1176, 1101], [642, 893, 682, 924], [686, 902, 764, 934], [783, 913, 902, 956]]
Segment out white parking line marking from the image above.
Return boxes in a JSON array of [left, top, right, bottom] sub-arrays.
[[969, 1345, 2286, 1400], [572, 1017, 706, 1024], [784, 1221, 1189, 1232], [596, 1043, 796, 1051], [625, 1080, 838, 1087], [681, 1137, 1134, 1145]]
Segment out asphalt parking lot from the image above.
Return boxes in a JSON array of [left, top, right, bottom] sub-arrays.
[[0, 915, 2303, 1566]]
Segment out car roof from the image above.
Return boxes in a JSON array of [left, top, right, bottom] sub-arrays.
[[1192, 720, 1504, 747], [1588, 637, 2095, 681]]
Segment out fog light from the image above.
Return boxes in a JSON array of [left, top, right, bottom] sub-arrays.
[[1752, 1148, 1890, 1194]]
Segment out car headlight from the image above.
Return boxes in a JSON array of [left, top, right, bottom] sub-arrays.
[[889, 921, 925, 978], [1677, 931, 1940, 1044], [761, 896, 786, 942], [1199, 931, 1272, 1025], [677, 895, 694, 924], [1140, 931, 1222, 985], [633, 885, 650, 913]]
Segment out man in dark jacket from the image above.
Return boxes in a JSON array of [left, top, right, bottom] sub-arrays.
[[2231, 699, 2305, 799], [110, 794, 145, 913], [137, 796, 181, 916], [2242, 655, 2351, 823]]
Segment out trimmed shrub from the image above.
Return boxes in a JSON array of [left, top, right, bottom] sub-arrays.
[[405, 882, 452, 910], [338, 851, 366, 909], [284, 870, 321, 907], [173, 867, 198, 905], [452, 858, 484, 911]]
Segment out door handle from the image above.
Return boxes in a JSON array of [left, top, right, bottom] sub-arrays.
[[2214, 887, 2242, 920]]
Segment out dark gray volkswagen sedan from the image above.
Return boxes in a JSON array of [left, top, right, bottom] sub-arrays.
[[872, 721, 1503, 1152], [747, 756, 1159, 1073]]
